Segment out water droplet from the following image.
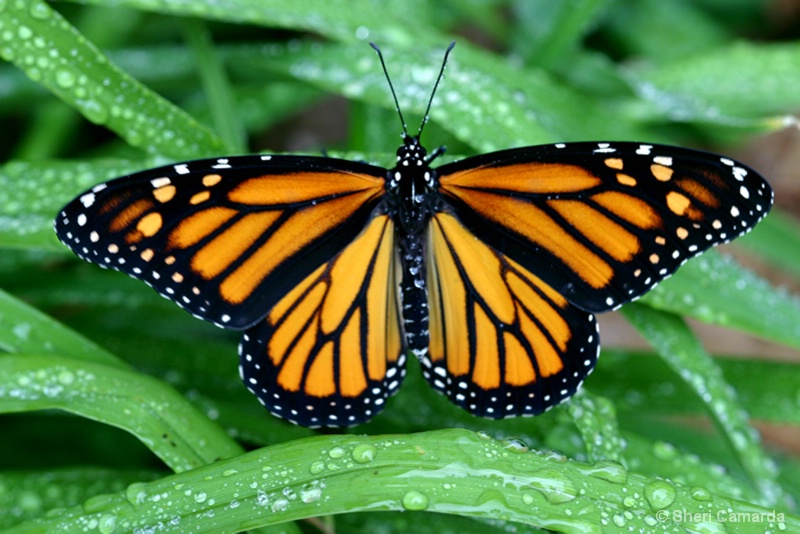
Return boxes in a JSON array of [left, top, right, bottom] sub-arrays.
[[271, 498, 289, 513], [527, 469, 578, 504], [652, 441, 677, 461], [402, 490, 429, 511], [327, 446, 346, 459], [256, 490, 269, 506], [55, 69, 75, 89], [690, 486, 712, 502], [539, 449, 568, 463], [300, 483, 322, 503], [125, 482, 148, 505], [83, 494, 118, 513], [57, 370, 75, 386], [17, 25, 32, 40], [688, 519, 728, 534], [194, 491, 207, 503], [29, 2, 50, 19], [352, 443, 377, 464], [222, 469, 238, 477], [16, 490, 41, 513], [612, 513, 627, 527], [355, 26, 369, 40], [309, 461, 326, 474], [644, 479, 676, 510], [476, 431, 492, 441], [12, 322, 31, 341], [501, 438, 529, 453], [79, 99, 108, 125], [582, 460, 628, 485], [98, 513, 117, 534]]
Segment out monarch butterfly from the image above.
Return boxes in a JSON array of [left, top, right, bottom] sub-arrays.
[[55, 42, 772, 428]]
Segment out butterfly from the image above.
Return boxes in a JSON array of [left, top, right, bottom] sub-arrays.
[[55, 42, 773, 427]]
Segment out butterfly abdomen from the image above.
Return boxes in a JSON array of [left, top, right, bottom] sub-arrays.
[[397, 231, 431, 360]]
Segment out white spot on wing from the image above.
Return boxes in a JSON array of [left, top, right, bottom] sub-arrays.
[[80, 193, 96, 207], [593, 143, 615, 154]]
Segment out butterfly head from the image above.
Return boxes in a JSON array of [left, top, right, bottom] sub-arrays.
[[396, 135, 427, 168], [389, 134, 437, 197]]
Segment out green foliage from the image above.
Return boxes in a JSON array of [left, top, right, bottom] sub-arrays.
[[1, 0, 798, 531]]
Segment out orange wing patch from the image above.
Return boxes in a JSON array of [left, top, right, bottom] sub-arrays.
[[240, 214, 406, 427], [424, 212, 598, 418], [441, 162, 602, 194]]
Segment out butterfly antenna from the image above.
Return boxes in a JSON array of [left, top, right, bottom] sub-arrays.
[[417, 41, 455, 140], [370, 42, 409, 138]]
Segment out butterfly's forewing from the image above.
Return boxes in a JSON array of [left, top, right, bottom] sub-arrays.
[[437, 142, 773, 312], [239, 214, 405, 427], [424, 211, 598, 418], [55, 155, 387, 329]]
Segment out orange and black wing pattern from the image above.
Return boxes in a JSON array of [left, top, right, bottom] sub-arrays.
[[437, 142, 773, 313], [424, 211, 597, 417], [239, 214, 405, 427], [55, 155, 387, 329]]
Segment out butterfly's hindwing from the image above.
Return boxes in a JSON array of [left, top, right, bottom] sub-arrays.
[[437, 142, 773, 312], [55, 155, 387, 329], [423, 211, 599, 418], [239, 214, 405, 427]]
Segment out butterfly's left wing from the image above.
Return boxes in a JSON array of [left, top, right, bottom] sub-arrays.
[[55, 155, 387, 329], [436, 142, 773, 312], [424, 211, 598, 418], [240, 214, 405, 427]]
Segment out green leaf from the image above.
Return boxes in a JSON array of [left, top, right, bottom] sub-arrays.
[[73, 0, 443, 44], [560, 391, 625, 463], [736, 210, 800, 279], [0, 468, 162, 529], [628, 41, 800, 122], [245, 41, 651, 151], [181, 19, 247, 153], [603, 0, 730, 62], [0, 354, 242, 472], [0, 1, 227, 158], [9, 430, 799, 532], [593, 350, 800, 425], [621, 304, 783, 505], [641, 251, 800, 349], [510, 0, 614, 67], [0, 288, 119, 366]]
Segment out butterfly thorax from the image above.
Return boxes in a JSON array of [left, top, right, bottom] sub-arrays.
[[387, 135, 439, 236]]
